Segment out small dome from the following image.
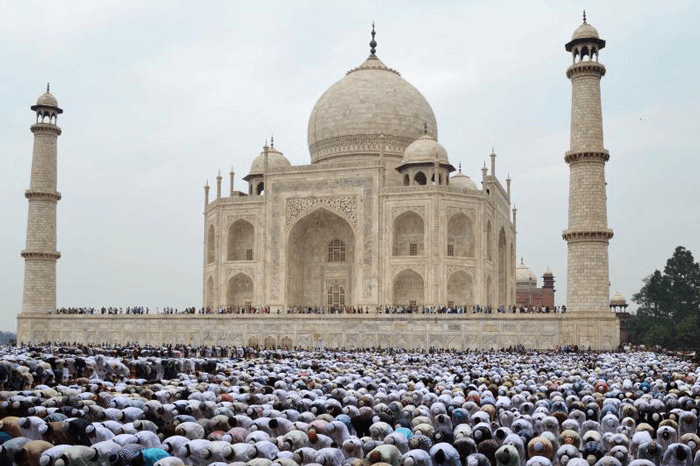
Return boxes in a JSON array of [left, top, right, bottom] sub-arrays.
[[543, 268, 553, 277], [516, 258, 537, 287], [248, 145, 291, 176], [36, 91, 58, 107], [451, 167, 478, 190], [572, 21, 599, 41], [402, 134, 449, 165], [610, 293, 627, 307]]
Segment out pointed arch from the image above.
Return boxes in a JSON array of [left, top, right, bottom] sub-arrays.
[[280, 337, 293, 350], [264, 336, 276, 349], [207, 225, 216, 264], [206, 276, 215, 308], [228, 219, 254, 261], [447, 213, 474, 257], [447, 271, 473, 308], [486, 276, 493, 307], [414, 171, 427, 185], [498, 227, 507, 306], [510, 241, 516, 303], [393, 211, 424, 256], [227, 273, 253, 308], [287, 208, 354, 308], [393, 269, 424, 307]]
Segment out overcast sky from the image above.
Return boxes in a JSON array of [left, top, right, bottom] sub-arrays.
[[1, 1, 698, 332]]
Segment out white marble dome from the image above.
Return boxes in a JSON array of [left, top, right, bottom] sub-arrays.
[[402, 134, 449, 165], [36, 91, 58, 107], [450, 167, 478, 190], [516, 258, 537, 287], [307, 54, 437, 164], [572, 21, 599, 40], [248, 145, 291, 176]]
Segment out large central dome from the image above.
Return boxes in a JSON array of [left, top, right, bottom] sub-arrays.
[[308, 48, 438, 164]]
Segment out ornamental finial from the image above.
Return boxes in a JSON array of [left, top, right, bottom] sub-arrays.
[[270, 134, 274, 148], [46, 83, 50, 92], [583, 10, 587, 24], [369, 22, 377, 55]]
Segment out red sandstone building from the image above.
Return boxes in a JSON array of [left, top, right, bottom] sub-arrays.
[[515, 259, 555, 309]]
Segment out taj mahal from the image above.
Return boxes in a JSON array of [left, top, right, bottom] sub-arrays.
[[16, 17, 621, 350]]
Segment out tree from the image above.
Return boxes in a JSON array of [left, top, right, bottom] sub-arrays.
[[629, 246, 700, 352]]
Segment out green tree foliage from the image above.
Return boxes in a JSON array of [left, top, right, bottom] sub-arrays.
[[629, 246, 700, 351]]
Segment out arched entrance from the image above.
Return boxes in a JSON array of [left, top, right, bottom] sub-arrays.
[[228, 273, 253, 309], [393, 269, 424, 307], [280, 337, 293, 350], [287, 208, 354, 308], [447, 213, 474, 257], [206, 276, 215, 308], [228, 220, 254, 261], [393, 211, 424, 256], [207, 225, 216, 263], [447, 271, 473, 308], [498, 228, 507, 307]]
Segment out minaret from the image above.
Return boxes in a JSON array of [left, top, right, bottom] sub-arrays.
[[562, 13, 614, 313], [21, 85, 63, 315]]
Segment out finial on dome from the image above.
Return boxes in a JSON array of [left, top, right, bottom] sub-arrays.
[[583, 10, 587, 24], [369, 22, 377, 55], [47, 83, 50, 92], [458, 163, 462, 173], [270, 135, 274, 148], [424, 122, 428, 135]]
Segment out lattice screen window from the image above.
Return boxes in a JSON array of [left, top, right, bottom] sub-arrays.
[[246, 249, 253, 261], [409, 243, 418, 256], [327, 284, 345, 307], [409, 300, 417, 307], [328, 239, 346, 262], [447, 244, 455, 257], [447, 301, 454, 308]]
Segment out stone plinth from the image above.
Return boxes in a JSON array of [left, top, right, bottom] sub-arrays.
[[17, 312, 619, 351]]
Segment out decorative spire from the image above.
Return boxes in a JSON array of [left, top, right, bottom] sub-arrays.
[[424, 122, 428, 135], [263, 139, 269, 150], [46, 83, 50, 93], [270, 135, 274, 148], [369, 22, 377, 56], [583, 10, 587, 24], [458, 163, 462, 173]]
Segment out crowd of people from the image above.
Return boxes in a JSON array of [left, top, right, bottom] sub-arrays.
[[0, 343, 698, 466], [53, 305, 568, 316]]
